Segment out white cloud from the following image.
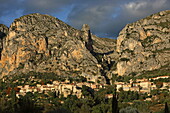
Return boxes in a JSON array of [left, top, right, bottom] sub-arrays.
[[124, 0, 168, 16], [125, 1, 147, 11]]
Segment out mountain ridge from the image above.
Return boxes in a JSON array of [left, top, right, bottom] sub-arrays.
[[116, 10, 170, 76], [0, 10, 169, 84]]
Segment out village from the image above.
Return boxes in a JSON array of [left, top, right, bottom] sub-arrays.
[[15, 75, 170, 100], [115, 75, 170, 93]]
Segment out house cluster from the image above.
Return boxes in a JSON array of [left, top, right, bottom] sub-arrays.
[[149, 75, 169, 80], [115, 75, 170, 94], [16, 79, 105, 98], [15, 75, 169, 98]]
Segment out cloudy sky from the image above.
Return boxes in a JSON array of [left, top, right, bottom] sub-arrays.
[[0, 0, 169, 38]]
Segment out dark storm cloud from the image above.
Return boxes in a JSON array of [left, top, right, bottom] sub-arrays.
[[0, 0, 169, 38], [0, 0, 21, 15], [67, 0, 124, 37], [67, 0, 170, 38], [0, 0, 73, 26], [23, 0, 74, 13]]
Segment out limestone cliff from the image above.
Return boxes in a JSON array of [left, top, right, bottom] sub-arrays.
[[0, 13, 117, 84], [0, 10, 169, 83], [116, 10, 170, 76], [0, 24, 8, 60]]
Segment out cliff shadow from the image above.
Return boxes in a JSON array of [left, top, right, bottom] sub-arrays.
[[0, 32, 6, 60]]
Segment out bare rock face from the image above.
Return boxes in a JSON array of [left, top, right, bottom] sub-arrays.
[[0, 24, 8, 59], [116, 10, 170, 76], [0, 13, 117, 84], [0, 14, 92, 75], [0, 10, 169, 82], [0, 24, 8, 36]]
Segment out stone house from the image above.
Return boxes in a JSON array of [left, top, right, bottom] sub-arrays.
[[150, 84, 157, 90], [140, 88, 150, 93], [24, 85, 29, 89], [131, 82, 139, 87], [122, 84, 131, 91], [149, 75, 169, 80], [145, 98, 152, 101], [136, 78, 148, 83], [160, 82, 170, 90], [105, 94, 113, 99], [115, 82, 124, 91], [36, 84, 41, 88], [139, 81, 151, 88], [91, 84, 97, 89], [53, 80, 60, 85], [130, 87, 140, 92]]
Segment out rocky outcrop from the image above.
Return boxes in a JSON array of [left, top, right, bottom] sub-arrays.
[[116, 10, 170, 76], [0, 13, 117, 84], [0, 10, 169, 83], [0, 24, 8, 60]]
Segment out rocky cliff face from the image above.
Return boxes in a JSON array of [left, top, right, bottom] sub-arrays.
[[116, 10, 170, 76], [0, 24, 8, 60], [0, 13, 117, 84], [0, 10, 169, 83]]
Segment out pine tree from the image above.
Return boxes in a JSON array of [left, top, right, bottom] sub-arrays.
[[112, 74, 119, 113], [112, 94, 118, 113], [10, 88, 18, 113], [165, 102, 169, 113]]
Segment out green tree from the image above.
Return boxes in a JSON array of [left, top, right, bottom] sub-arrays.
[[92, 105, 102, 113], [62, 95, 80, 113], [18, 93, 40, 113], [164, 102, 169, 113], [92, 102, 110, 113], [82, 85, 94, 98], [0, 96, 8, 113], [112, 95, 119, 113], [156, 82, 163, 89], [79, 104, 91, 113], [9, 88, 19, 113], [120, 107, 139, 113]]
